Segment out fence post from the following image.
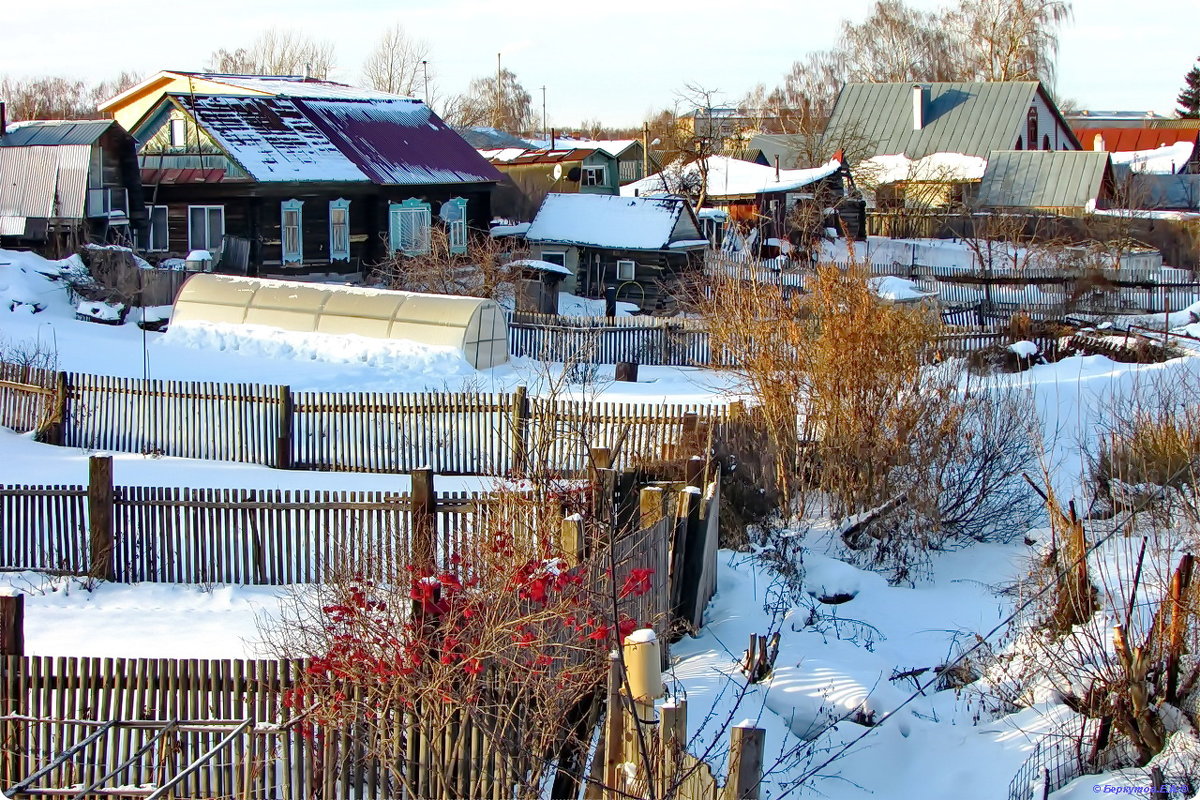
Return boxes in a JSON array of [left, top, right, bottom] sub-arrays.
[[276, 385, 293, 470], [560, 515, 585, 567], [0, 593, 22, 656], [411, 468, 436, 573], [639, 486, 666, 530], [43, 370, 69, 446], [685, 455, 707, 489], [88, 455, 115, 581], [603, 652, 625, 795], [511, 385, 529, 476], [724, 724, 765, 800], [660, 699, 686, 797], [670, 487, 702, 630]]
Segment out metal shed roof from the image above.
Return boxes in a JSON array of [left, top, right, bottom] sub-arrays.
[[1075, 127, 1200, 152], [0, 144, 92, 219], [825, 82, 1057, 160], [0, 120, 114, 147], [976, 150, 1112, 209]]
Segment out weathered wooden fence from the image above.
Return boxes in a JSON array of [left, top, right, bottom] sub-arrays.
[[508, 312, 713, 367], [705, 251, 1200, 318], [1, 472, 724, 798], [0, 367, 726, 476]]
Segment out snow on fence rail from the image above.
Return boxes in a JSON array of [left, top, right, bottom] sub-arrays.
[[18, 368, 727, 476]]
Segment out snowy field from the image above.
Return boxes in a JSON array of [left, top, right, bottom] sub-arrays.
[[5, 247, 1200, 797]]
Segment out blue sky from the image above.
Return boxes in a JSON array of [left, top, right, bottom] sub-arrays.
[[5, 0, 1197, 127]]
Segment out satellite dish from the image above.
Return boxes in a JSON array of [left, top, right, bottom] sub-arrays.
[[552, 163, 563, 180]]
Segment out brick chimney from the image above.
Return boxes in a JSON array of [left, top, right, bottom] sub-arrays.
[[912, 85, 925, 131]]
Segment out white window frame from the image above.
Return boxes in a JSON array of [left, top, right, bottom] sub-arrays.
[[388, 199, 432, 256], [187, 205, 225, 252], [582, 165, 607, 187], [328, 198, 351, 262], [541, 250, 567, 267], [616, 259, 636, 281], [281, 199, 303, 263], [170, 118, 187, 148], [441, 197, 469, 255], [144, 205, 169, 252]]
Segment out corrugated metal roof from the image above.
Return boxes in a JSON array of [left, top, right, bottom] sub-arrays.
[[499, 149, 600, 166], [191, 74, 411, 101], [299, 98, 502, 185], [0, 144, 91, 218], [140, 167, 235, 184], [1075, 127, 1200, 152], [1129, 174, 1200, 210], [824, 82, 1043, 159], [0, 120, 114, 147], [173, 94, 500, 185], [976, 150, 1111, 208]]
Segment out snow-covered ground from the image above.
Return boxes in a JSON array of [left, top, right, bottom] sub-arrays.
[[5, 245, 1200, 797]]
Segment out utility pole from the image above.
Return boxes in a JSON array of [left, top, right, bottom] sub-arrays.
[[541, 85, 547, 144], [642, 122, 650, 179], [422, 60, 429, 104], [495, 53, 502, 130]]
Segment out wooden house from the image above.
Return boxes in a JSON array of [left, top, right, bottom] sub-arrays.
[[523, 193, 708, 310], [621, 155, 856, 243], [481, 148, 619, 221], [123, 91, 500, 276], [0, 110, 145, 255], [1075, 127, 1200, 175]]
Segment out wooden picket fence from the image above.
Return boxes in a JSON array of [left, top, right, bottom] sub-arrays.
[[1, 474, 724, 798], [0, 366, 728, 477]]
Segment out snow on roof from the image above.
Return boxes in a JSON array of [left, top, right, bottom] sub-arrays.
[[856, 152, 988, 186], [173, 94, 500, 185], [506, 258, 572, 276], [525, 138, 638, 157], [621, 156, 841, 199], [193, 75, 411, 101], [525, 194, 693, 250], [477, 147, 527, 163], [1110, 142, 1195, 175]]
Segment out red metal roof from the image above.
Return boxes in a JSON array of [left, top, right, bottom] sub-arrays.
[[1074, 127, 1200, 152], [140, 167, 237, 184], [499, 149, 600, 166]]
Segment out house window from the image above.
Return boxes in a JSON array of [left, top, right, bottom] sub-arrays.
[[616, 259, 636, 281], [328, 198, 350, 262], [1026, 107, 1039, 151], [582, 166, 606, 187], [541, 251, 567, 267], [281, 199, 303, 263], [141, 205, 169, 252], [170, 118, 187, 148], [440, 197, 468, 255], [1042, 134, 1051, 151], [187, 205, 224, 252], [1015, 136, 1023, 151], [388, 198, 431, 255]]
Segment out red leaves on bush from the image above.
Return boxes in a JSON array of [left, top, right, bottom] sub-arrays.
[[619, 568, 655, 599]]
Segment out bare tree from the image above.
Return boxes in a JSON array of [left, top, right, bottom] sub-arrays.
[[839, 0, 965, 83], [1, 72, 143, 121], [361, 24, 431, 98], [445, 68, 534, 134], [953, 0, 1073, 84], [206, 28, 337, 79]]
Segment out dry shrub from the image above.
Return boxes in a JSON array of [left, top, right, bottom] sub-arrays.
[[693, 260, 1039, 578], [1095, 381, 1200, 498], [371, 228, 527, 302]]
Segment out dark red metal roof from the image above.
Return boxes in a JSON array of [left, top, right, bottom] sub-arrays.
[[141, 167, 235, 184]]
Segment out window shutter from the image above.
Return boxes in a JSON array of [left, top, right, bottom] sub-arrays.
[[281, 199, 304, 263], [442, 198, 469, 254], [329, 198, 351, 262]]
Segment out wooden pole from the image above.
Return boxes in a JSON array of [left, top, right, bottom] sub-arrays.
[[660, 700, 686, 798], [685, 455, 706, 489], [88, 455, 114, 581], [511, 385, 529, 476], [276, 385, 293, 470], [614, 362, 638, 383], [639, 486, 666, 530], [0, 594, 22, 656], [411, 468, 436, 574], [724, 724, 765, 800], [1166, 553, 1194, 703], [560, 516, 585, 567], [670, 488, 701, 629], [603, 653, 624, 794]]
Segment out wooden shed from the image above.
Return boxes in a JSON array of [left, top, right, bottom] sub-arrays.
[[172, 274, 509, 369]]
